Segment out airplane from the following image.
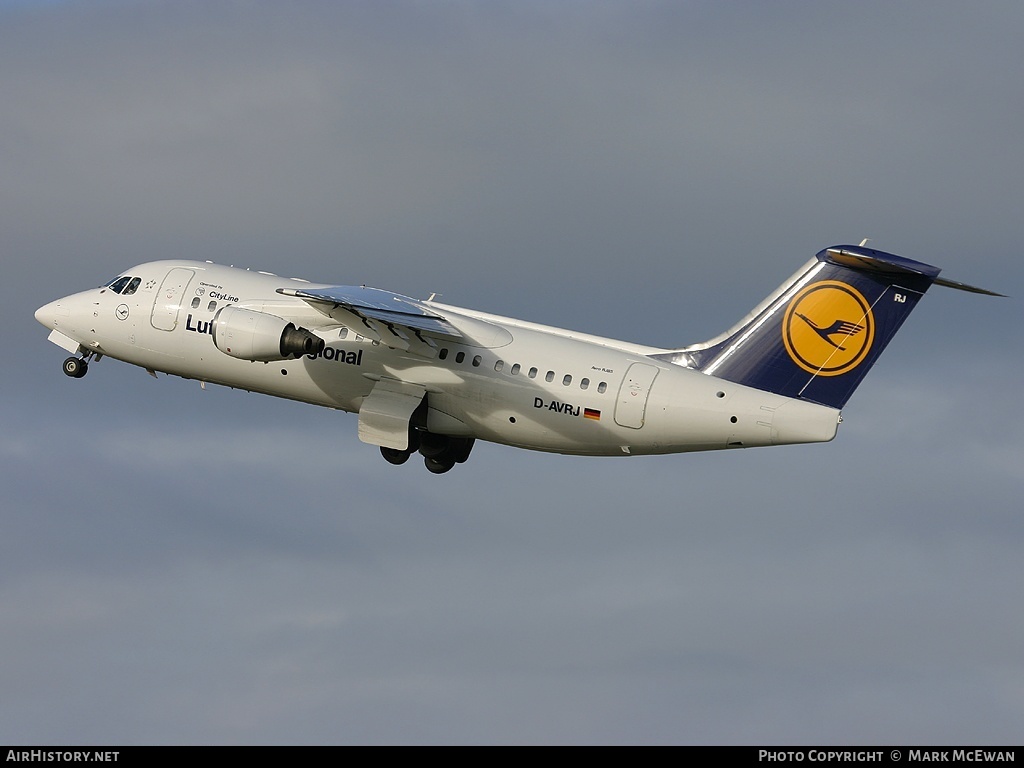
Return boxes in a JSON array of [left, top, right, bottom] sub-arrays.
[[34, 243, 1001, 474]]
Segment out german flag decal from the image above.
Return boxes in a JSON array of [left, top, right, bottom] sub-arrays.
[[584, 408, 601, 421]]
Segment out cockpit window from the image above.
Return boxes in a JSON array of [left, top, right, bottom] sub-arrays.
[[108, 276, 133, 294], [104, 276, 142, 295]]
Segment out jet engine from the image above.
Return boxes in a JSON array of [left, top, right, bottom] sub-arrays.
[[212, 306, 324, 362]]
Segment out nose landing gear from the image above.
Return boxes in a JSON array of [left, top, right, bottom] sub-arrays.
[[62, 351, 97, 379], [62, 356, 89, 378]]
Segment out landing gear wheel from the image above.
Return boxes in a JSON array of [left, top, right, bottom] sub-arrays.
[[406, 429, 421, 454], [452, 438, 475, 464], [62, 357, 88, 378], [424, 457, 455, 474], [380, 447, 411, 465], [417, 431, 450, 459]]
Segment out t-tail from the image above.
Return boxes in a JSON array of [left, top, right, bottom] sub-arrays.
[[655, 244, 1003, 410]]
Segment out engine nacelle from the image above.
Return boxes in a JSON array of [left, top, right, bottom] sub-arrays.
[[212, 306, 324, 362]]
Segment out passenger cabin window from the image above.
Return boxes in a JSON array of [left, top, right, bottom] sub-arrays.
[[339, 328, 349, 340], [472, 355, 481, 367], [208, 301, 217, 312], [494, 360, 504, 372], [545, 371, 555, 383], [597, 382, 607, 394], [455, 351, 465, 364], [580, 378, 590, 390], [563, 374, 572, 386], [511, 363, 521, 375], [191, 297, 201, 309], [438, 348, 448, 360], [528, 367, 538, 379]]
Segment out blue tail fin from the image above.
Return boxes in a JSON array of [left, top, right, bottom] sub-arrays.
[[658, 245, 1000, 410]]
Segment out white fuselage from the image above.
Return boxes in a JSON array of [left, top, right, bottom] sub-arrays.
[[36, 260, 841, 457]]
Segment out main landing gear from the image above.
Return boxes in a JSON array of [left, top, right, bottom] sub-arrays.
[[380, 447, 411, 465], [379, 432, 475, 474], [62, 355, 89, 379]]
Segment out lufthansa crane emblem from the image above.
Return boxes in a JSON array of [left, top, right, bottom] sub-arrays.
[[782, 281, 874, 376]]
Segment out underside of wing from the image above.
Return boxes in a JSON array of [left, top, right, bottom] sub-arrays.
[[278, 285, 463, 353]]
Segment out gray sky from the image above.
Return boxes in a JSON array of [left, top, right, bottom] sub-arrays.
[[2, 0, 1022, 745]]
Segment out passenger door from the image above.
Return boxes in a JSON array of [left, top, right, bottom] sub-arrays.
[[151, 268, 195, 331]]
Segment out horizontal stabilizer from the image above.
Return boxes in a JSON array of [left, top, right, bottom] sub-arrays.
[[826, 247, 1005, 296], [823, 247, 939, 278], [932, 277, 1006, 297]]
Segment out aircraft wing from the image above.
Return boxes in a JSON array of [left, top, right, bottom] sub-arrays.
[[277, 285, 463, 353]]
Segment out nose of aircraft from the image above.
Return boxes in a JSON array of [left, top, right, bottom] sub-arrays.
[[35, 299, 68, 330]]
